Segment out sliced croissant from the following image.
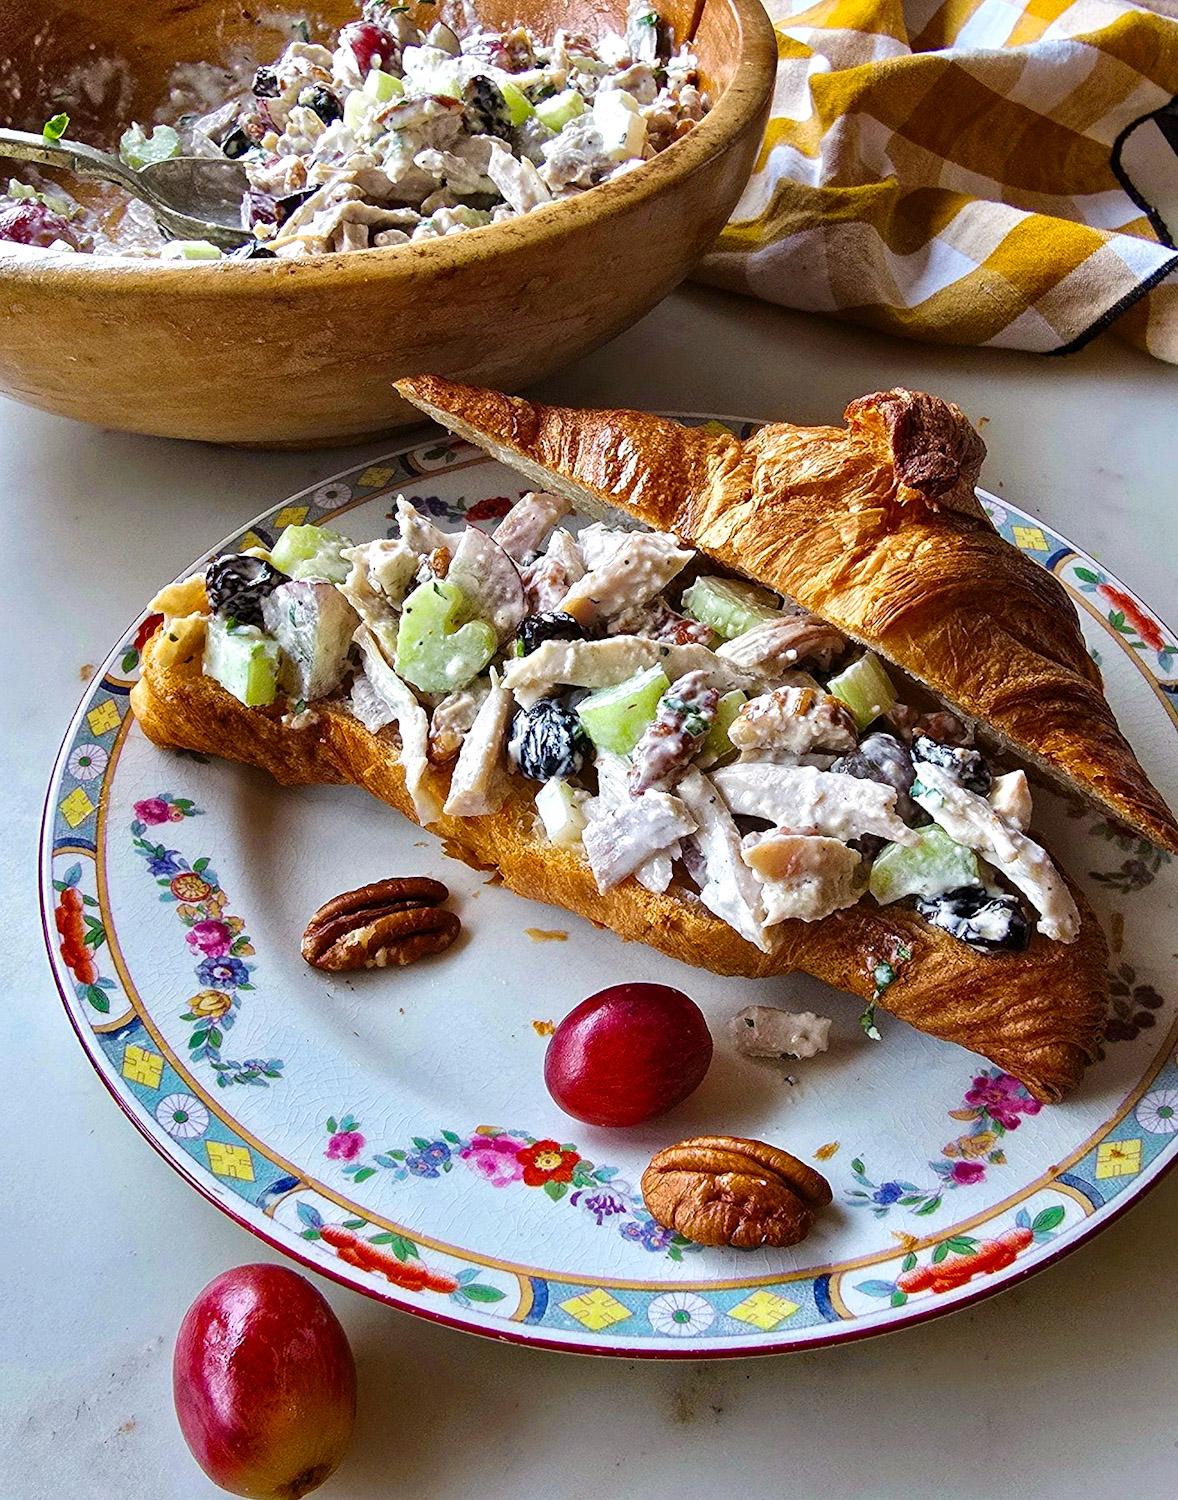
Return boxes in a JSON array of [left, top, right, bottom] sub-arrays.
[[395, 377, 1178, 856], [130, 379, 1174, 1104]]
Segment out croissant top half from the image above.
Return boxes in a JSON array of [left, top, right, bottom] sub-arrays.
[[396, 377, 1178, 856]]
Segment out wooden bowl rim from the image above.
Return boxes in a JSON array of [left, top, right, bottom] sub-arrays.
[[0, 0, 776, 291]]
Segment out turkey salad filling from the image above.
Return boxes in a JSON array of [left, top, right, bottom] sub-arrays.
[[149, 497, 1081, 956], [0, 2, 707, 258]]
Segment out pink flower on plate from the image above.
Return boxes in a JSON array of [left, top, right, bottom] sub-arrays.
[[964, 1071, 1041, 1132], [461, 1134, 526, 1187], [134, 797, 172, 826], [326, 1130, 366, 1162], [185, 919, 233, 958], [950, 1160, 986, 1186]]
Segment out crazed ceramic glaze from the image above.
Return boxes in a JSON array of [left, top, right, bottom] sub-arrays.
[[41, 421, 1178, 1356]]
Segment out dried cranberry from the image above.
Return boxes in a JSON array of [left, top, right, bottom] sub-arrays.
[[220, 125, 254, 160], [462, 76, 513, 139], [299, 85, 342, 125], [205, 553, 288, 626], [916, 886, 1029, 954], [509, 701, 589, 781], [913, 735, 992, 795], [229, 241, 276, 259], [516, 612, 585, 656]]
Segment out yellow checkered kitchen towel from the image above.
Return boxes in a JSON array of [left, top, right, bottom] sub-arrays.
[[695, 0, 1178, 360]]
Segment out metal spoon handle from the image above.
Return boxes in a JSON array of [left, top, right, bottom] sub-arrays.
[[0, 128, 142, 194], [0, 127, 248, 246]]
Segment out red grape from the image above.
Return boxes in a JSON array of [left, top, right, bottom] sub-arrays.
[[544, 983, 713, 1127], [174, 1264, 355, 1498], [0, 201, 76, 248], [339, 20, 399, 74]]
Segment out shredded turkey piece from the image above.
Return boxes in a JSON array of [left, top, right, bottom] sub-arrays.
[[676, 770, 771, 951], [558, 532, 693, 626], [718, 616, 847, 676], [443, 679, 513, 816], [713, 763, 919, 846], [730, 685, 857, 756], [581, 789, 697, 893], [732, 1006, 832, 1059], [353, 625, 440, 824], [741, 832, 863, 924]]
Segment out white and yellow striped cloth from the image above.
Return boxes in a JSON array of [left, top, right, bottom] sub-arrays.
[[696, 0, 1178, 361]]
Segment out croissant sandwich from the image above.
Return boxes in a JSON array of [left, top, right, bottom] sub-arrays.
[[130, 380, 1178, 1104]]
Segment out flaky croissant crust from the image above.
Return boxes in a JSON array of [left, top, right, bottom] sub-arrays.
[[396, 377, 1177, 857]]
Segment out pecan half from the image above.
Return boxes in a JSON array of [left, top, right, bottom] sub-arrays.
[[641, 1135, 832, 1249], [302, 877, 459, 971]]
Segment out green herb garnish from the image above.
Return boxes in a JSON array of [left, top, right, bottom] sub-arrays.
[[292, 18, 310, 41], [43, 113, 70, 142], [859, 1001, 882, 1042]]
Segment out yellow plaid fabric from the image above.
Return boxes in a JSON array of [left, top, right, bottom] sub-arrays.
[[696, 0, 1178, 361]]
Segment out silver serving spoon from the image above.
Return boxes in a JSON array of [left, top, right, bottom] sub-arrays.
[[0, 127, 251, 247]]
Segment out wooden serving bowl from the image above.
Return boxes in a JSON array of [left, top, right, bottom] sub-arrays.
[[0, 0, 775, 447]]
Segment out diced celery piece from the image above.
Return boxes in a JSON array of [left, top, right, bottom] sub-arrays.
[[702, 690, 746, 761], [577, 665, 670, 755], [681, 575, 783, 640], [498, 78, 535, 125], [270, 523, 351, 583], [365, 67, 404, 102], [8, 178, 78, 219], [119, 122, 181, 170], [394, 577, 496, 693], [826, 650, 896, 731], [344, 89, 377, 133], [536, 778, 587, 846], [535, 88, 584, 131], [204, 617, 280, 707], [161, 240, 222, 261], [869, 826, 981, 905]]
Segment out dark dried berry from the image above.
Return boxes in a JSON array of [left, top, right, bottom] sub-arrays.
[[516, 612, 585, 656], [831, 732, 918, 821], [273, 188, 317, 225], [220, 125, 254, 160], [252, 65, 280, 97], [916, 886, 1029, 954], [229, 240, 277, 259], [205, 553, 289, 627], [462, 75, 513, 139], [509, 700, 589, 782], [299, 84, 343, 124], [912, 735, 991, 795]]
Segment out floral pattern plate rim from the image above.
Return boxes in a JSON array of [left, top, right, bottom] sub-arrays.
[[40, 419, 1178, 1358]]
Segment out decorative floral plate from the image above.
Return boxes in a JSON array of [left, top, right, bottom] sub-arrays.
[[41, 420, 1178, 1357]]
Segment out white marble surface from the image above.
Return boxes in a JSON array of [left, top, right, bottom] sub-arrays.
[[4, 288, 1177, 1500]]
